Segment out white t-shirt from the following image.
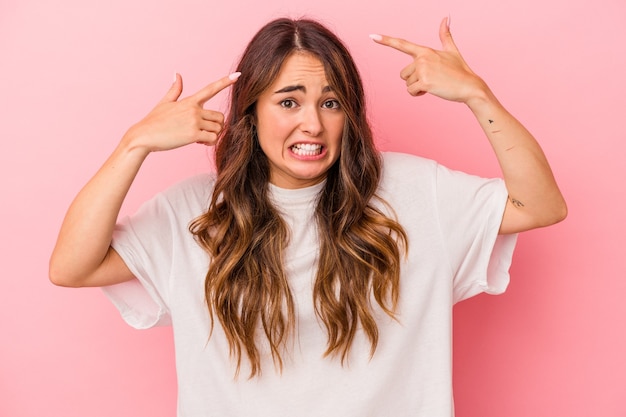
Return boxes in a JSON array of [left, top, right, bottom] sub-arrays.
[[103, 152, 517, 417]]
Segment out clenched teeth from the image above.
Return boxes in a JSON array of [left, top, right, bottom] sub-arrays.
[[291, 143, 323, 156]]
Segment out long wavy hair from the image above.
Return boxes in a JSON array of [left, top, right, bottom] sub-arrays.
[[189, 17, 408, 377]]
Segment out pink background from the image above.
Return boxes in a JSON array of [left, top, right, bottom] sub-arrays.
[[2, 0, 625, 415]]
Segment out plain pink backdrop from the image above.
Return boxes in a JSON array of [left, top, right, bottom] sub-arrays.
[[2, 0, 625, 416]]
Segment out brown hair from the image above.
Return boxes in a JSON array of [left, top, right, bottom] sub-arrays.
[[189, 17, 407, 377]]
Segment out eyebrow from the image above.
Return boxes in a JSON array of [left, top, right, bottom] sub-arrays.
[[274, 85, 333, 94]]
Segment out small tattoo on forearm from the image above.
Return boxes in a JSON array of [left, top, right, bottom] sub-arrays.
[[488, 119, 494, 124], [509, 197, 525, 208]]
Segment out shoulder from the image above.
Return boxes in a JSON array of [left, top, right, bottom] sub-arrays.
[[155, 172, 217, 214], [380, 151, 438, 177], [380, 151, 501, 189], [375, 152, 441, 212], [162, 172, 216, 195], [379, 152, 439, 190]]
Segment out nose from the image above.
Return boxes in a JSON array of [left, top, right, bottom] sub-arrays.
[[299, 106, 323, 136]]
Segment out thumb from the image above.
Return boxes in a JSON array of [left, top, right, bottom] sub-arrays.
[[159, 73, 184, 104], [439, 16, 459, 53]]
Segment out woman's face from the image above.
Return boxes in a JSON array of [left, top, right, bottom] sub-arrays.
[[255, 52, 345, 189]]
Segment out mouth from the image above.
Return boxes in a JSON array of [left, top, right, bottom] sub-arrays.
[[289, 143, 324, 156]]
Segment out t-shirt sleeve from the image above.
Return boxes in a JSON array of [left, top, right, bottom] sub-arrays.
[[434, 163, 518, 303], [101, 191, 176, 329], [101, 174, 213, 329]]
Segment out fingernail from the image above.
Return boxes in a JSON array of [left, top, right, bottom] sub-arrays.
[[447, 14, 452, 30], [229, 72, 241, 81], [173, 72, 178, 83], [369, 34, 383, 41]]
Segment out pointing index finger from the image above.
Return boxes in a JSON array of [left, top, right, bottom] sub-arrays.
[[369, 34, 425, 58], [192, 72, 241, 105]]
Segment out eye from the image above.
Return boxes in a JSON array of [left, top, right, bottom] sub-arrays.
[[280, 99, 297, 109], [322, 99, 340, 110]]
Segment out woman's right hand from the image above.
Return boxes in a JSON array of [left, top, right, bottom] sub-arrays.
[[122, 72, 241, 153], [49, 72, 240, 288]]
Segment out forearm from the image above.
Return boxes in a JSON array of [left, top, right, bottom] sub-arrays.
[[49, 138, 149, 286], [372, 18, 567, 233], [467, 85, 567, 233]]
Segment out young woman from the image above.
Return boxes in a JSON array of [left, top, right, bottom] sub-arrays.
[[50, 17, 566, 416]]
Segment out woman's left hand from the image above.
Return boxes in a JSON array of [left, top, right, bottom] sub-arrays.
[[370, 17, 487, 104]]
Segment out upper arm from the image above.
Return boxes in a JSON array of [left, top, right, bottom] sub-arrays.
[[91, 246, 137, 287], [498, 195, 567, 235], [499, 197, 533, 234], [50, 246, 136, 288]]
